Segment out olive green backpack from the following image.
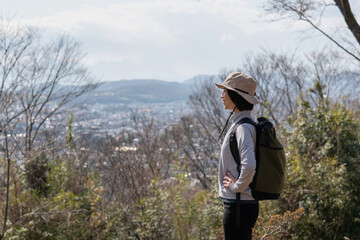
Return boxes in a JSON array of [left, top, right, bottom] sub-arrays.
[[229, 117, 286, 200]]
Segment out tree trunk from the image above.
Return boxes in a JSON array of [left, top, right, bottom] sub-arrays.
[[334, 0, 360, 45]]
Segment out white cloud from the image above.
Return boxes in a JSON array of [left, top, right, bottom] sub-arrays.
[[7, 0, 354, 43], [84, 53, 140, 66], [220, 33, 235, 42], [5, 0, 354, 82], [13, 0, 285, 43], [16, 2, 179, 45]]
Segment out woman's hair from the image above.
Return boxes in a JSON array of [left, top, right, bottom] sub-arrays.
[[218, 89, 254, 142], [228, 89, 254, 111]]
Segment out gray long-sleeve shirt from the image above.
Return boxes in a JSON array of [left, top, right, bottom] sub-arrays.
[[218, 111, 256, 201]]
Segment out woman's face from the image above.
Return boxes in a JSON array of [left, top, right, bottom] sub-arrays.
[[221, 89, 236, 110]]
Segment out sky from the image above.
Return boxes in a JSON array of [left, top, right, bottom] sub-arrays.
[[1, 0, 359, 82]]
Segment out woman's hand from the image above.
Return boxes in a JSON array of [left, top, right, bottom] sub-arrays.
[[223, 171, 237, 188]]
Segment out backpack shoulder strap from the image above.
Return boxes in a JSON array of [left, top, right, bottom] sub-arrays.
[[228, 117, 258, 228], [229, 117, 257, 174], [238, 117, 257, 126], [229, 130, 240, 174]]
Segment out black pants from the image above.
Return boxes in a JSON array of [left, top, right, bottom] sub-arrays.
[[223, 202, 259, 240]]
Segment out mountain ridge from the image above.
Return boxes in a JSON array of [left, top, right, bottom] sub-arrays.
[[74, 75, 220, 104]]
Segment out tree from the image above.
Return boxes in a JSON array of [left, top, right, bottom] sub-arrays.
[[0, 20, 97, 239], [98, 111, 174, 205], [271, 77, 360, 239], [264, 0, 360, 62], [236, 48, 360, 126], [241, 50, 308, 126], [334, 0, 360, 45], [168, 77, 226, 188]]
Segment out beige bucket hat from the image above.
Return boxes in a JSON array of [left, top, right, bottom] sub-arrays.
[[215, 72, 261, 105]]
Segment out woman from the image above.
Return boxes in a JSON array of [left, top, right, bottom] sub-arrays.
[[215, 72, 261, 240]]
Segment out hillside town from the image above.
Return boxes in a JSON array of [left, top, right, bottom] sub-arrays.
[[67, 100, 192, 139]]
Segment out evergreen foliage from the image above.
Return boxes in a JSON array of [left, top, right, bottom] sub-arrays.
[[280, 93, 360, 239]]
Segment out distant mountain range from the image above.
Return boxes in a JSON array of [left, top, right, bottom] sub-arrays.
[[76, 75, 220, 104]]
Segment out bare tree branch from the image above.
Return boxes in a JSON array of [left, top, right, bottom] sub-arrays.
[[334, 0, 360, 45], [264, 0, 360, 62], [0, 20, 98, 238]]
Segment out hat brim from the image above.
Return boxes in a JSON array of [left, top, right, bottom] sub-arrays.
[[214, 83, 262, 105]]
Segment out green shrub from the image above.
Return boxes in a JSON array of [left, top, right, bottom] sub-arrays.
[[281, 102, 360, 239]]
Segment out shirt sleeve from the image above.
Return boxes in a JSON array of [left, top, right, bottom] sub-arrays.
[[230, 123, 256, 193]]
